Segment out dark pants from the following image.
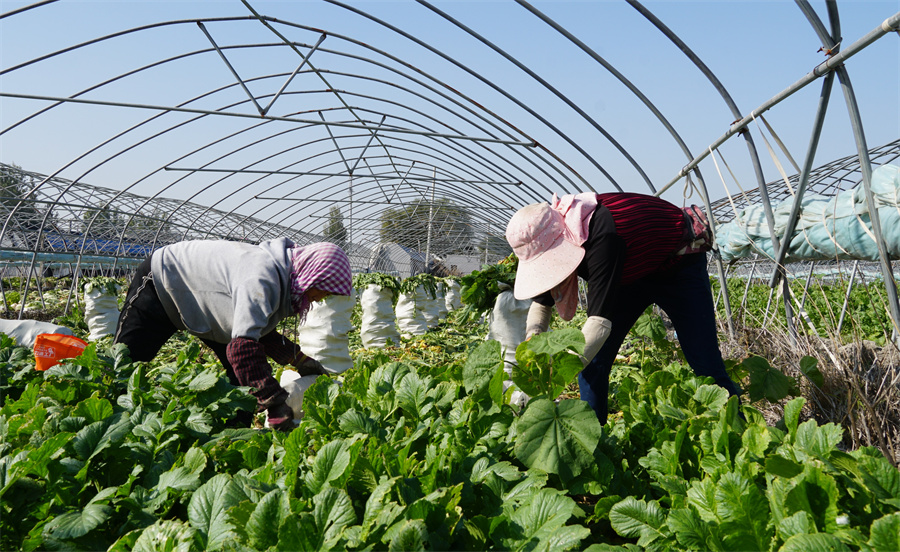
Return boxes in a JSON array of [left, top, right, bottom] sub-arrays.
[[114, 258, 252, 424], [578, 253, 741, 424]]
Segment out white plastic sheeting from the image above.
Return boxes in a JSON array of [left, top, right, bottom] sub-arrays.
[[422, 292, 444, 328], [486, 288, 531, 370], [296, 289, 355, 374], [395, 285, 431, 337], [360, 284, 400, 349], [84, 286, 120, 341], [717, 164, 900, 263], [436, 286, 449, 320], [444, 280, 462, 311], [0, 319, 74, 348]]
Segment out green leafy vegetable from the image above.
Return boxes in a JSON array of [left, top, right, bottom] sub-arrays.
[[353, 273, 401, 299], [458, 253, 517, 322]]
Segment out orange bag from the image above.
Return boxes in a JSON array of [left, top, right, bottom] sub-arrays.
[[34, 333, 89, 371]]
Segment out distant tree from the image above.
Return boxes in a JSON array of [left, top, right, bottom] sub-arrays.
[[0, 164, 46, 231], [125, 208, 177, 243], [379, 199, 476, 255], [478, 232, 513, 261], [0, 164, 53, 250], [81, 202, 124, 238], [323, 206, 348, 249]]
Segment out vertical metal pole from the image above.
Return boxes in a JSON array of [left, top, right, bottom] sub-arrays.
[[741, 260, 756, 313], [62, 262, 76, 315], [763, 283, 776, 326], [425, 168, 434, 272], [0, 266, 8, 314], [796, 0, 900, 342], [799, 262, 816, 312], [714, 259, 729, 311], [837, 260, 859, 334], [689, 170, 736, 337], [37, 262, 47, 311], [17, 253, 37, 320], [769, 71, 835, 286], [834, 61, 900, 343], [349, 176, 353, 261], [792, 262, 819, 336], [484, 223, 489, 265], [712, 249, 736, 337], [626, 0, 793, 342]]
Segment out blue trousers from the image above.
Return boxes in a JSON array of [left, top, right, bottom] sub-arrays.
[[578, 253, 741, 424]]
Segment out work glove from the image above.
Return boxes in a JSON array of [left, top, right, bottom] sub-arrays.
[[581, 316, 612, 367], [296, 356, 327, 376], [525, 302, 552, 339], [266, 401, 296, 432], [502, 379, 530, 410]]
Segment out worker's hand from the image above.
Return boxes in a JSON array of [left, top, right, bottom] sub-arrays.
[[266, 402, 295, 432], [296, 356, 327, 376]]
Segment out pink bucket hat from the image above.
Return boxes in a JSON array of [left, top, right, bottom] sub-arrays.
[[505, 202, 585, 300]]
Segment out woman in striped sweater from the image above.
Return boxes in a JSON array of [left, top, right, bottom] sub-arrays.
[[505, 192, 741, 424]]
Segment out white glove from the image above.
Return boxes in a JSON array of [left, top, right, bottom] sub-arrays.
[[502, 379, 530, 410], [581, 316, 612, 367], [525, 302, 552, 339]]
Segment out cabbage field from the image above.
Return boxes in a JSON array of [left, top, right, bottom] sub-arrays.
[[1, 274, 900, 551]]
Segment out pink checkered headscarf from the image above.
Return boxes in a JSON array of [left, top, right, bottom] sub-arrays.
[[290, 243, 352, 318]]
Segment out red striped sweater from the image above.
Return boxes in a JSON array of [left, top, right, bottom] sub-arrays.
[[535, 192, 689, 318], [596, 192, 687, 284]]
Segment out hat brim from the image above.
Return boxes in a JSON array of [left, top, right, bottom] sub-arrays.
[[513, 235, 585, 300]]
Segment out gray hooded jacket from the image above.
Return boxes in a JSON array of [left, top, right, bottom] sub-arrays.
[[151, 238, 295, 344]]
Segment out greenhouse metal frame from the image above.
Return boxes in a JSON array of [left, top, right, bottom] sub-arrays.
[[1, 0, 899, 339]]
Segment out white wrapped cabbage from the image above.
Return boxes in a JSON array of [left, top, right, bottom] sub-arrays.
[[395, 286, 430, 337], [444, 280, 462, 311], [486, 288, 531, 372], [360, 283, 400, 348], [296, 288, 355, 374], [83, 279, 121, 341], [422, 291, 443, 329]]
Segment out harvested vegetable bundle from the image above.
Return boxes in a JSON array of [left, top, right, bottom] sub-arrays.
[[458, 253, 518, 323], [353, 273, 401, 348]]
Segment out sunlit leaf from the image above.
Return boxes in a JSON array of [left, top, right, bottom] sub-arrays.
[[609, 496, 667, 547], [868, 513, 900, 552], [132, 519, 201, 552], [387, 519, 427, 552], [314, 486, 356, 548], [187, 473, 248, 549], [745, 356, 798, 403], [246, 490, 288, 550], [780, 532, 851, 551], [43, 504, 112, 540], [514, 399, 602, 484], [462, 340, 505, 406], [304, 438, 354, 495]]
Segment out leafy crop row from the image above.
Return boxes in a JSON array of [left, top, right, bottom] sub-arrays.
[[711, 276, 894, 343], [1, 309, 899, 551]]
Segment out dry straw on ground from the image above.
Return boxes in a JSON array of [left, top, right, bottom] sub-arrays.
[[720, 323, 900, 467]]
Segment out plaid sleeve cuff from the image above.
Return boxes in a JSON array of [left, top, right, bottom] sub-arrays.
[[226, 336, 286, 410], [259, 331, 309, 368]]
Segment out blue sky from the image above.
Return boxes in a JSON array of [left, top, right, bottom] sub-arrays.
[[1, 0, 898, 235]]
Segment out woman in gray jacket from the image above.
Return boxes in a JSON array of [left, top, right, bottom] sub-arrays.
[[114, 239, 352, 430]]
